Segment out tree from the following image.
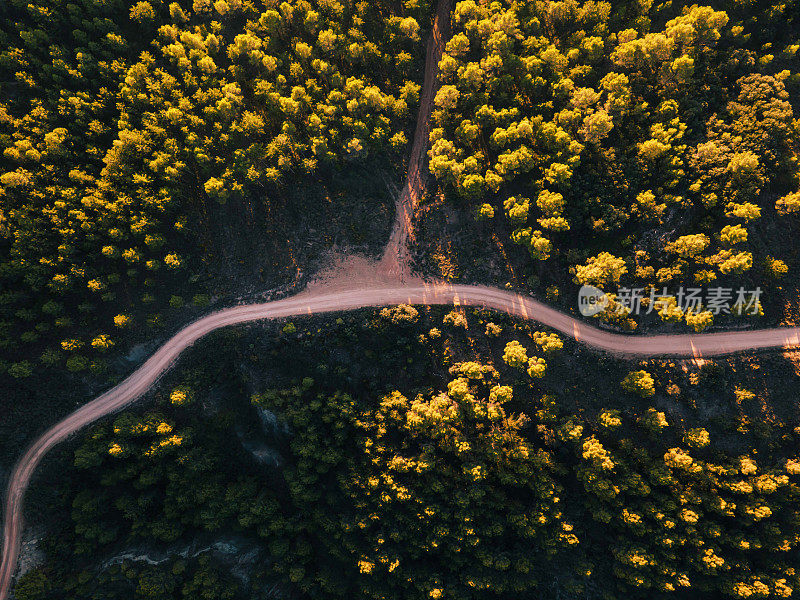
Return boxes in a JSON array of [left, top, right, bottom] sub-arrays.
[[129, 1, 156, 23], [477, 203, 494, 220], [684, 428, 710, 448], [503, 340, 528, 368], [12, 568, 51, 600], [574, 253, 628, 288], [485, 322, 502, 337], [765, 257, 788, 279], [8, 360, 33, 378], [443, 310, 467, 329], [379, 304, 419, 325], [90, 334, 114, 352], [527, 357, 546, 378], [685, 308, 713, 332], [776, 192, 800, 215], [169, 387, 193, 406], [665, 234, 709, 258], [621, 370, 655, 397], [533, 331, 563, 353], [719, 224, 747, 246]]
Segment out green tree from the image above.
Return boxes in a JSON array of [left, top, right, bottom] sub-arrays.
[[621, 370, 655, 397]]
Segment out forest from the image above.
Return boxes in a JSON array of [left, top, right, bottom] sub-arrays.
[[0, 0, 435, 471], [3, 1, 800, 599], [15, 305, 800, 599], [421, 0, 800, 332], [0, 0, 431, 380]]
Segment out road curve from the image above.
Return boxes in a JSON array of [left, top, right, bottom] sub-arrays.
[[3, 280, 800, 597]]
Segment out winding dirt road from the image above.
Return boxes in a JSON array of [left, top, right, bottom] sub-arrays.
[[3, 282, 800, 595], [2, 0, 800, 596]]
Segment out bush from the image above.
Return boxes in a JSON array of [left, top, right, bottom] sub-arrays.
[[379, 304, 419, 325], [621, 370, 655, 397], [66, 355, 89, 372], [8, 361, 33, 378], [192, 294, 211, 308]]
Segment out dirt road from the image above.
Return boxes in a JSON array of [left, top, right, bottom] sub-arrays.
[[2, 1, 800, 596], [379, 0, 453, 278], [3, 281, 800, 596]]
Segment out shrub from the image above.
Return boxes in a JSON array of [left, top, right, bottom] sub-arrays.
[[622, 370, 655, 397], [8, 361, 33, 378]]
